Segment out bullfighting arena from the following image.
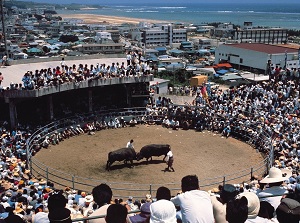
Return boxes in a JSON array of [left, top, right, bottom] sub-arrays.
[[34, 124, 264, 195]]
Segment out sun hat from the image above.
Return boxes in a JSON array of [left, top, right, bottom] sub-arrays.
[[150, 200, 176, 223], [260, 167, 292, 184], [129, 202, 151, 223], [85, 195, 93, 203], [39, 179, 47, 185], [236, 192, 260, 219]]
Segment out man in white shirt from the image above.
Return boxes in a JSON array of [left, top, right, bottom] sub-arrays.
[[171, 175, 214, 223], [126, 139, 134, 150], [88, 184, 113, 223], [164, 150, 174, 172], [257, 167, 290, 210]]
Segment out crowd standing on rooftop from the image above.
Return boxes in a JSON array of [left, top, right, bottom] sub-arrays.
[[2, 54, 300, 222], [1, 51, 153, 91]]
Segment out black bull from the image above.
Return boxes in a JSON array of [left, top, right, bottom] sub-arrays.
[[106, 144, 171, 170], [137, 144, 171, 162], [106, 148, 136, 171]]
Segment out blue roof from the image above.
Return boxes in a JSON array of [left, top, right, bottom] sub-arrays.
[[221, 74, 243, 81], [216, 69, 228, 75], [155, 47, 167, 52], [169, 49, 184, 54]]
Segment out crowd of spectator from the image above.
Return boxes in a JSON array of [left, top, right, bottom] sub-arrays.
[[2, 70, 300, 222], [1, 51, 154, 91]]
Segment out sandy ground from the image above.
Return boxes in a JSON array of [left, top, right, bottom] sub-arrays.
[[33, 125, 264, 198], [58, 13, 169, 25]]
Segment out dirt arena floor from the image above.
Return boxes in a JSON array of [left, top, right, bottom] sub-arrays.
[[33, 125, 264, 197]]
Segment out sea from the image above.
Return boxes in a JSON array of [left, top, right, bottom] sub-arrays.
[[57, 3, 300, 30]]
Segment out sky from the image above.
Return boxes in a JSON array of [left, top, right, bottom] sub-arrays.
[[20, 0, 300, 4]]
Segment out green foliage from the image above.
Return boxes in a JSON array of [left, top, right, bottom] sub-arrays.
[[42, 46, 50, 53], [59, 35, 79, 43], [155, 69, 191, 87], [288, 29, 300, 37]]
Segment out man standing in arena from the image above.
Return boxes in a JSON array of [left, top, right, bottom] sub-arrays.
[[126, 139, 134, 150], [164, 149, 175, 172]]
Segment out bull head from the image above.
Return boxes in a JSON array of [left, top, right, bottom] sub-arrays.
[[136, 152, 142, 161]]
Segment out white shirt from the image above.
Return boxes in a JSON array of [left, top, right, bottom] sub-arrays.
[[88, 204, 110, 223], [167, 150, 173, 159], [33, 212, 50, 223], [126, 141, 134, 149], [171, 190, 214, 223], [257, 186, 288, 210]]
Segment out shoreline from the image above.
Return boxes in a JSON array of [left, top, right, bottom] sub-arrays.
[[58, 13, 171, 25]]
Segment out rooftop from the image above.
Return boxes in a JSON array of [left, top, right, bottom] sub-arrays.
[[225, 43, 298, 54], [0, 57, 127, 88]]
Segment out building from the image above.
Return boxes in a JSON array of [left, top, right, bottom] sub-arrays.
[[95, 31, 112, 42], [214, 23, 235, 38], [234, 28, 288, 44], [215, 43, 299, 72], [140, 24, 187, 47], [74, 43, 124, 54]]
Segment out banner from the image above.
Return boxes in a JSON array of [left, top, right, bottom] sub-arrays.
[[298, 48, 300, 68], [284, 50, 287, 70]]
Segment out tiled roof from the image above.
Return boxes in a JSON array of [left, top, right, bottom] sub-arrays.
[[225, 43, 298, 54]]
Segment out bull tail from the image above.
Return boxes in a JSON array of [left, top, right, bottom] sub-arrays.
[[106, 152, 112, 171]]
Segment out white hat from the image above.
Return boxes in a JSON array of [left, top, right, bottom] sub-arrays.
[[236, 192, 260, 219], [260, 167, 292, 184], [150, 200, 176, 223], [85, 195, 93, 203]]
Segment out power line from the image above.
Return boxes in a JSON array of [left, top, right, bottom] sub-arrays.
[[0, 0, 8, 59]]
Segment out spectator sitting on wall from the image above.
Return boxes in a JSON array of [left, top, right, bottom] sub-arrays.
[[129, 117, 137, 127]]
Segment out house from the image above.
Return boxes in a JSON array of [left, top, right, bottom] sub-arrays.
[[180, 41, 193, 51], [215, 43, 299, 72]]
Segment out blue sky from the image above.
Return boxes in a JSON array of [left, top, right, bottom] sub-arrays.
[[20, 0, 300, 4]]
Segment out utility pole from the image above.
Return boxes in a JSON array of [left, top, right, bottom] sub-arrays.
[[0, 0, 8, 60]]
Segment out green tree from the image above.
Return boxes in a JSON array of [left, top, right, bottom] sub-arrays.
[[59, 35, 79, 43]]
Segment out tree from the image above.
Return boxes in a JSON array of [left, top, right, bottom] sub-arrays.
[[42, 46, 50, 53], [59, 35, 79, 43]]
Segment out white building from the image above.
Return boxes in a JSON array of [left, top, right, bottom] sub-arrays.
[[140, 24, 187, 47], [215, 43, 299, 72], [95, 32, 112, 42]]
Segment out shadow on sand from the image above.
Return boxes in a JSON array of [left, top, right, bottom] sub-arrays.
[[106, 159, 165, 171]]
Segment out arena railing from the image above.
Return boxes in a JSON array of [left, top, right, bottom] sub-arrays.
[[26, 106, 274, 199]]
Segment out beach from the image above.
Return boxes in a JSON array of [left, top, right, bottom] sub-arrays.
[[58, 13, 169, 25]]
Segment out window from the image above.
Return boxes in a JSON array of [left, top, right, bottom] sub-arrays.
[[240, 58, 243, 64]]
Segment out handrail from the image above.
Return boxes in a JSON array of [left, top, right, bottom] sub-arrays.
[[26, 106, 273, 198]]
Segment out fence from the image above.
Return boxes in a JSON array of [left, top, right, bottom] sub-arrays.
[[26, 106, 274, 199]]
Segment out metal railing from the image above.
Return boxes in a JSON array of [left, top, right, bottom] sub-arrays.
[[26, 106, 273, 199]]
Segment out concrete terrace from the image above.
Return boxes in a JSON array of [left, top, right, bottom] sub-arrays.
[[0, 55, 127, 89]]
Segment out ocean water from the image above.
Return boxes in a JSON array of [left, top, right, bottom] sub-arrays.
[[57, 3, 300, 30]]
